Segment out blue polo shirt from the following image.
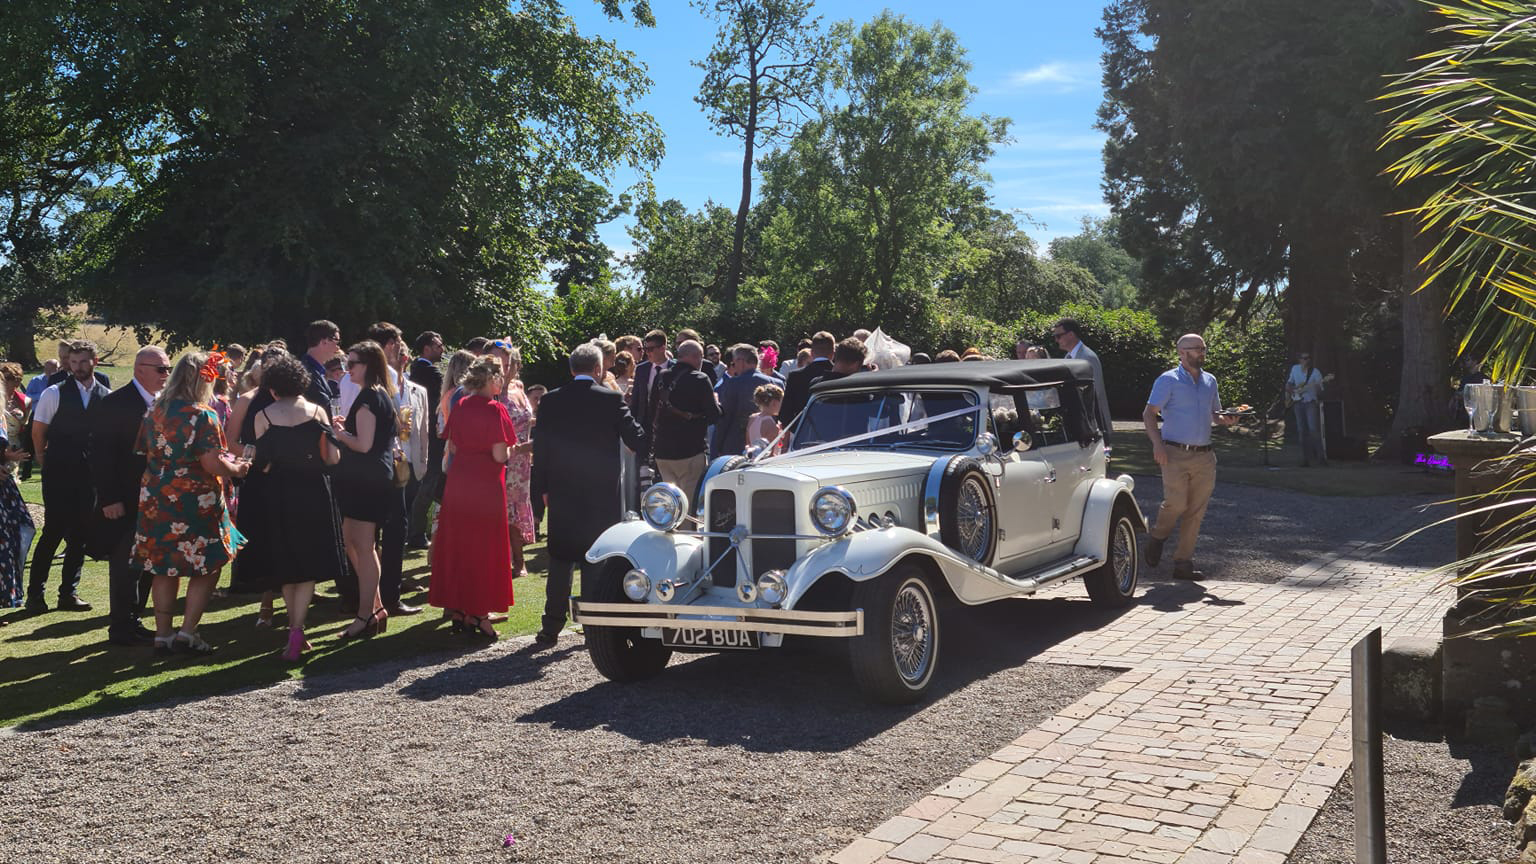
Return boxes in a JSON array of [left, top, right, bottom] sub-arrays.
[[1147, 364, 1222, 446]]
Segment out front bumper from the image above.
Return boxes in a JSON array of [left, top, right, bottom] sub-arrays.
[[572, 600, 864, 638]]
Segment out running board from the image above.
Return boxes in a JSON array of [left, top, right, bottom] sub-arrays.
[[1002, 555, 1101, 594]]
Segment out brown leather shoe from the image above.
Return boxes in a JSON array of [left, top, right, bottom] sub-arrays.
[[1145, 536, 1165, 568], [1172, 561, 1205, 581], [57, 595, 93, 612]]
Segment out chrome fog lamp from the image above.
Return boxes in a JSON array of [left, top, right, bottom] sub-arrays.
[[736, 579, 759, 604], [641, 483, 688, 532], [975, 432, 999, 456], [756, 570, 788, 606], [622, 569, 651, 601], [810, 486, 857, 536], [655, 579, 679, 602]]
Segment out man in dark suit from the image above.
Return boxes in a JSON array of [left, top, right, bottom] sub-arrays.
[[530, 343, 648, 646], [407, 330, 446, 547], [713, 344, 777, 457], [778, 330, 836, 427], [300, 319, 342, 418], [29, 340, 113, 611], [628, 328, 672, 439], [90, 346, 170, 643]]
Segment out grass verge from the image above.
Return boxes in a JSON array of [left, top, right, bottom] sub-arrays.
[[1, 474, 547, 730]]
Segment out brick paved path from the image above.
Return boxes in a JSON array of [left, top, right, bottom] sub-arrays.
[[833, 522, 1452, 864]]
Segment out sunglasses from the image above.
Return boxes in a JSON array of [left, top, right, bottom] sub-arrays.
[[1050, 330, 1067, 338], [138, 363, 173, 374], [347, 359, 364, 368], [491, 339, 514, 351]]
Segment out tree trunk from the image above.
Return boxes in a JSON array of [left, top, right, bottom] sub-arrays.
[[1284, 224, 1355, 432], [4, 319, 40, 370], [1381, 216, 1450, 459], [724, 90, 758, 307]]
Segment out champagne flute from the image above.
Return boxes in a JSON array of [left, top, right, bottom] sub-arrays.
[[1463, 386, 1478, 435]]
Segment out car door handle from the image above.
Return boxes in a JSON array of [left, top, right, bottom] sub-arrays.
[[1042, 471, 1057, 483], [1078, 465, 1091, 473]]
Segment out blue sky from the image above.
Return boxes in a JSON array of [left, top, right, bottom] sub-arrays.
[[565, 0, 1111, 268]]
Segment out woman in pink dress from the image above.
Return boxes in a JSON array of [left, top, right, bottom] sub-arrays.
[[428, 355, 517, 639], [490, 342, 536, 579]]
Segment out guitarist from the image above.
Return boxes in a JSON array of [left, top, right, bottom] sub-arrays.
[[1285, 353, 1332, 467]]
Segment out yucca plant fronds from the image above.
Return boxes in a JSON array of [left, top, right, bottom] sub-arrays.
[[1381, 1, 1536, 632], [1381, 0, 1536, 383]]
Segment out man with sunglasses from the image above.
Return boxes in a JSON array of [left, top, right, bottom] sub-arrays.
[[302, 320, 342, 418], [83, 347, 171, 637], [1051, 318, 1113, 446]]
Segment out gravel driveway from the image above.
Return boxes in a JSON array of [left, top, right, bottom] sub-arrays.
[[0, 599, 1118, 864]]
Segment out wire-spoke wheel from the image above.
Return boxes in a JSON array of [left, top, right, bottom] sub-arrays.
[[850, 563, 941, 704], [939, 462, 997, 566], [1085, 509, 1139, 608]]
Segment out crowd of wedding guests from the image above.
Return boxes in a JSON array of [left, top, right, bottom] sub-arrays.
[[0, 322, 951, 661]]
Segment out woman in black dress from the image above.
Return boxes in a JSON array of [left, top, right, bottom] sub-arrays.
[[331, 341, 398, 640], [251, 355, 343, 661], [226, 345, 287, 617]]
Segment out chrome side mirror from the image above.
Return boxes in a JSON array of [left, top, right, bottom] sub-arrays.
[[1012, 430, 1033, 452]]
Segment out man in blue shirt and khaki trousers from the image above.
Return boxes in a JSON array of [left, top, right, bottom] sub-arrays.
[[1142, 334, 1240, 581]]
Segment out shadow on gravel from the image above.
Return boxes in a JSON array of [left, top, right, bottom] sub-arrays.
[[397, 643, 584, 701], [514, 596, 1134, 752], [1447, 738, 1516, 809]]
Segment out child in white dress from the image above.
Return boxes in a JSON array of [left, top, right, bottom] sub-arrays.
[[746, 383, 784, 454]]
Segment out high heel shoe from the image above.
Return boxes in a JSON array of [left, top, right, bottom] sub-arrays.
[[338, 608, 385, 641], [283, 627, 307, 661], [447, 610, 469, 634], [465, 615, 499, 641]]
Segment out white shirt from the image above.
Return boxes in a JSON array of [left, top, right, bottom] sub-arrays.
[[31, 378, 99, 424], [338, 366, 401, 417], [131, 379, 158, 409], [1287, 365, 1323, 403], [1065, 342, 1083, 359]]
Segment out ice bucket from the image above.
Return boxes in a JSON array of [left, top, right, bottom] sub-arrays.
[[1467, 383, 1511, 434], [1516, 386, 1536, 437]]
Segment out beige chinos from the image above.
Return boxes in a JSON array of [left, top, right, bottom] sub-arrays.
[[1151, 448, 1217, 562]]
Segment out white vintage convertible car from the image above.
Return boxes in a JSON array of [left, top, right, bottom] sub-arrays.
[[572, 360, 1144, 703]]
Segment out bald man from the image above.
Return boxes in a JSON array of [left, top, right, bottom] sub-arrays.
[[1141, 334, 1239, 581], [90, 346, 171, 642], [652, 339, 720, 502]]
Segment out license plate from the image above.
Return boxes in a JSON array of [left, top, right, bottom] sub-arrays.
[[662, 627, 759, 649]]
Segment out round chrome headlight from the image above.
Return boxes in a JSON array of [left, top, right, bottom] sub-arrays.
[[810, 486, 857, 536], [641, 483, 688, 531], [622, 569, 651, 601], [975, 432, 999, 456], [757, 569, 788, 606]]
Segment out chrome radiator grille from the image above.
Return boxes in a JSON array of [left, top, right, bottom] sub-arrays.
[[751, 490, 797, 578], [707, 489, 737, 587]]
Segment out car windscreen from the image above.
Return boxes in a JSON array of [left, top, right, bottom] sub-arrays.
[[792, 389, 980, 451]]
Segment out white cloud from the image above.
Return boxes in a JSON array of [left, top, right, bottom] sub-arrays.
[[996, 61, 1098, 94]]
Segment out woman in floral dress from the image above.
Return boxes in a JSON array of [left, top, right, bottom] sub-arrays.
[[135, 350, 251, 655], [0, 374, 35, 615], [490, 343, 536, 579]]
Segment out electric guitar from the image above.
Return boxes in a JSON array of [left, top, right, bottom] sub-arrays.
[[1284, 372, 1334, 408]]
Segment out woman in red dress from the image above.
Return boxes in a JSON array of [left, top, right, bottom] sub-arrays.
[[428, 355, 517, 639]]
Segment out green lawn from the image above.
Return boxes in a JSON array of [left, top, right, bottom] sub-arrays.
[[0, 474, 548, 729], [1108, 421, 1454, 497]]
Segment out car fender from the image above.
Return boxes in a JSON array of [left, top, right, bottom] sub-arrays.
[[586, 519, 707, 580], [783, 526, 1025, 608], [1071, 477, 1146, 562]]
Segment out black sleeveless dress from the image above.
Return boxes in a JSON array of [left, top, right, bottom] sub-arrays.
[[228, 389, 277, 594], [335, 386, 398, 523], [250, 414, 345, 588]]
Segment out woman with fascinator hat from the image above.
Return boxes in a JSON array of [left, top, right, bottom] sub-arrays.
[[133, 349, 252, 655]]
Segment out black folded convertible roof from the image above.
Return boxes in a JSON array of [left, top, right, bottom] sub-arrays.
[[810, 359, 1094, 392]]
